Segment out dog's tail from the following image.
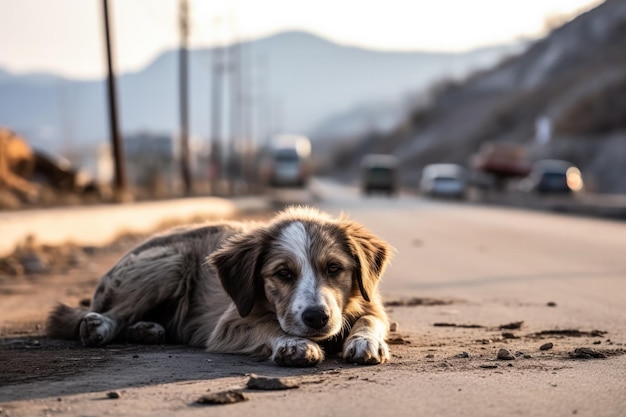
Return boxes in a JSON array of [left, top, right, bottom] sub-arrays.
[[46, 303, 88, 340]]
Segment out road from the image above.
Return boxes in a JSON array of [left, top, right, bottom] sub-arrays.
[[1, 179, 625, 416], [312, 178, 626, 316]]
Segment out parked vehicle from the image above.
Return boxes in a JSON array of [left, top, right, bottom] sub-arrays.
[[471, 142, 531, 190], [261, 135, 312, 188], [420, 163, 467, 199], [518, 159, 584, 194], [360, 154, 398, 196]]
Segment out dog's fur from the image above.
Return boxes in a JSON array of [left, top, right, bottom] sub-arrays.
[[47, 206, 392, 366]]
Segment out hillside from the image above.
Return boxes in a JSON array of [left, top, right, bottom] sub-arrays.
[[338, 0, 626, 193], [0, 31, 521, 153]]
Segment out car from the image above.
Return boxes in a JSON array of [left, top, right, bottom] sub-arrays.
[[360, 154, 399, 196], [519, 159, 584, 194], [420, 163, 467, 199], [261, 135, 312, 188]]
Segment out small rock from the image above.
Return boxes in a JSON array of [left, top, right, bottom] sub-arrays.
[[389, 322, 399, 332], [540, 342, 554, 351], [499, 321, 523, 330], [196, 391, 248, 405], [593, 340, 601, 345], [106, 391, 121, 399], [547, 301, 557, 307], [456, 352, 469, 358], [20, 253, 48, 274], [82, 246, 98, 255], [523, 354, 533, 359], [497, 348, 515, 360], [386, 335, 408, 345], [246, 374, 299, 390], [480, 364, 498, 369], [569, 347, 606, 359], [425, 354, 435, 359]]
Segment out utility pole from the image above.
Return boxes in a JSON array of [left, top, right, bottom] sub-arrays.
[[179, 0, 192, 195], [102, 0, 127, 200], [229, 35, 241, 186], [210, 20, 224, 191]]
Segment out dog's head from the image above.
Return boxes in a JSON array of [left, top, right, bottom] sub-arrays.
[[208, 206, 392, 341]]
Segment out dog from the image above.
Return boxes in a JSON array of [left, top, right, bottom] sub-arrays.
[[47, 206, 393, 366]]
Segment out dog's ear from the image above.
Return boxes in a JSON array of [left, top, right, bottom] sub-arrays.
[[342, 221, 392, 302], [207, 230, 268, 317]]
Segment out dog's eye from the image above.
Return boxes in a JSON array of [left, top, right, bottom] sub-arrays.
[[326, 263, 342, 275], [276, 269, 294, 280]]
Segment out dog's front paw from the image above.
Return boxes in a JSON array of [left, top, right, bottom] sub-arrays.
[[80, 312, 116, 347], [272, 336, 324, 367], [343, 335, 389, 365]]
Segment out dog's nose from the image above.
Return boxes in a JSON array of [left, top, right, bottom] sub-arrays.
[[302, 307, 330, 329]]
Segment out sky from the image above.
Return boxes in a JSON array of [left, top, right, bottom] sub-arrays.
[[0, 0, 603, 80]]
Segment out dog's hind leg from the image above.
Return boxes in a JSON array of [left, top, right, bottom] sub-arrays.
[[124, 321, 166, 344], [79, 312, 120, 347], [85, 245, 197, 345], [80, 315, 166, 346]]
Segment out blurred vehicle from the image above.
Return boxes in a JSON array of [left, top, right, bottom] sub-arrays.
[[471, 142, 532, 190], [420, 163, 467, 199], [261, 135, 312, 188], [360, 154, 398, 196], [518, 159, 584, 194]]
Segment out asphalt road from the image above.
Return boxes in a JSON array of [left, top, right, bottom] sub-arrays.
[[1, 180, 625, 416], [312, 178, 626, 311]]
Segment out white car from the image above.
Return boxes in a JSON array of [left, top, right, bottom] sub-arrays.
[[420, 163, 467, 199]]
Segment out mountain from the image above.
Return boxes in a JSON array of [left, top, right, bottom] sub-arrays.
[[338, 0, 626, 193], [0, 31, 523, 153]]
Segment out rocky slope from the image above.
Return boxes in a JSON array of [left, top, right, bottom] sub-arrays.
[[338, 0, 626, 193]]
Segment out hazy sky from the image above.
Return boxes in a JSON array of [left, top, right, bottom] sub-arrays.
[[0, 0, 602, 80]]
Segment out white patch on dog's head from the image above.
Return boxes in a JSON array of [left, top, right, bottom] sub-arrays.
[[276, 222, 317, 312]]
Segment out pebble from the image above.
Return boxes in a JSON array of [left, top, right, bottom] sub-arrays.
[[20, 253, 48, 274], [457, 352, 469, 358], [106, 391, 121, 399], [246, 374, 299, 390], [496, 348, 515, 360], [196, 391, 248, 405], [569, 347, 607, 359], [547, 301, 557, 307], [389, 322, 399, 332], [540, 342, 554, 351]]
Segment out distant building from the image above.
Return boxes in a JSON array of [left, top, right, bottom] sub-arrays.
[[124, 132, 177, 195], [94, 132, 211, 196]]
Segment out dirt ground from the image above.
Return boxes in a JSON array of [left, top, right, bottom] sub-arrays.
[[1, 221, 625, 417]]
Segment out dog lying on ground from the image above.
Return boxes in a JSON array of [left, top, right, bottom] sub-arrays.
[[47, 206, 393, 366]]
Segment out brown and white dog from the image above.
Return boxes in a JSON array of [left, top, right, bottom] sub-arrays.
[[47, 206, 392, 366]]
